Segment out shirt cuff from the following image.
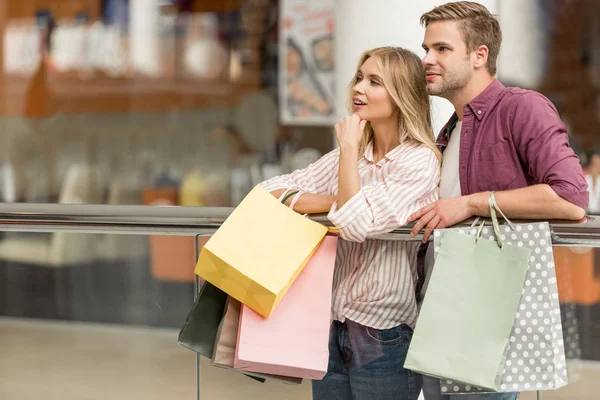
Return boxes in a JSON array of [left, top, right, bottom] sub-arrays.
[[550, 184, 589, 211], [327, 190, 369, 229]]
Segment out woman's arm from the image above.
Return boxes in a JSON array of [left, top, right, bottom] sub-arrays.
[[336, 144, 361, 210], [270, 189, 337, 214], [329, 148, 440, 242], [335, 115, 364, 209], [259, 149, 338, 200]]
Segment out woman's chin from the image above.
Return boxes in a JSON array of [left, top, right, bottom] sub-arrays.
[[353, 109, 367, 119]]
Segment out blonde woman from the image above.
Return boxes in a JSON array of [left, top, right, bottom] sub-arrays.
[[260, 47, 440, 399]]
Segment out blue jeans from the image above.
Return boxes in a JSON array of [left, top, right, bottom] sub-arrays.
[[422, 375, 519, 400], [312, 320, 421, 400]]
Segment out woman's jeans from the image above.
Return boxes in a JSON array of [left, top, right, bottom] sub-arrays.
[[312, 319, 421, 400]]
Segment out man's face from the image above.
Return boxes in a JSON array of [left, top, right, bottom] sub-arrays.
[[421, 20, 474, 99]]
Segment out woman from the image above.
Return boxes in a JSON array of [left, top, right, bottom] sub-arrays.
[[260, 47, 440, 399]]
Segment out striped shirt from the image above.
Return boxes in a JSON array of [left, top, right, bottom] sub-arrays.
[[259, 141, 440, 329]]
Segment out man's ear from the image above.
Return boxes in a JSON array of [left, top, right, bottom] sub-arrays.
[[473, 45, 489, 70]]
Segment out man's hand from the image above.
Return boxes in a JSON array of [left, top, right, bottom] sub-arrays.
[[408, 196, 476, 242]]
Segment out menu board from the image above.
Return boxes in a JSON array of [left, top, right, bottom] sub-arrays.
[[279, 0, 335, 125]]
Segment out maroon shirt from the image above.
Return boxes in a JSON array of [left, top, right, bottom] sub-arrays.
[[437, 80, 589, 210]]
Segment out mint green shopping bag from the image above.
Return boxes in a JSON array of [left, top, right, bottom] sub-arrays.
[[404, 194, 531, 391]]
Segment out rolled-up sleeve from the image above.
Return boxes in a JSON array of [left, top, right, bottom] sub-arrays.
[[328, 148, 440, 242], [258, 149, 339, 194], [512, 93, 589, 210]]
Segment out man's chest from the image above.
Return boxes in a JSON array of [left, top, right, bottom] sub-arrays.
[[441, 114, 529, 194]]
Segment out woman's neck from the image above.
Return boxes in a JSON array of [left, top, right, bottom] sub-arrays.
[[370, 119, 400, 163]]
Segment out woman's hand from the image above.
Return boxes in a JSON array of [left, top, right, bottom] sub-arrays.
[[335, 114, 367, 151]]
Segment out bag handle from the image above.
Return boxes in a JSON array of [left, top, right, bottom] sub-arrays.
[[278, 188, 295, 202], [474, 191, 516, 248], [289, 191, 304, 211], [280, 190, 299, 204], [276, 188, 308, 217]]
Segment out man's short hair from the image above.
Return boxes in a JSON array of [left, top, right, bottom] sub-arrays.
[[421, 1, 502, 75]]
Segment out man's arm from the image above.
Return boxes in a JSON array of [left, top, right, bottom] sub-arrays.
[[510, 92, 589, 211], [410, 92, 588, 242], [408, 185, 585, 242], [468, 185, 585, 220]]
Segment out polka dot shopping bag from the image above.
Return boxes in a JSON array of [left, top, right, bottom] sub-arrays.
[[435, 219, 568, 394], [404, 193, 567, 393]]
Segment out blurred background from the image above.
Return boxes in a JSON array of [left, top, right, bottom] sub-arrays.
[[0, 0, 599, 399]]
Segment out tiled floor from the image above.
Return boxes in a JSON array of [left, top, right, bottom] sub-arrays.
[[0, 317, 598, 400]]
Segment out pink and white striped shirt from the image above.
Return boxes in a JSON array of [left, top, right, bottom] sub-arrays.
[[260, 141, 440, 329]]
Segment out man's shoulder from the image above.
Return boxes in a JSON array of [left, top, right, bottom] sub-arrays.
[[496, 86, 565, 141], [497, 86, 556, 112]]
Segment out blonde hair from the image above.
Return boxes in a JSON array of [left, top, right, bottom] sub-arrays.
[[347, 47, 441, 161], [420, 1, 502, 75]]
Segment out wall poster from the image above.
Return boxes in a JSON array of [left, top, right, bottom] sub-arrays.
[[279, 0, 335, 125]]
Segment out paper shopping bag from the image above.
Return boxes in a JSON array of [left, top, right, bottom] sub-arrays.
[[194, 186, 328, 317], [212, 297, 302, 385], [178, 281, 228, 357], [436, 222, 568, 394], [404, 227, 531, 391], [234, 234, 337, 380]]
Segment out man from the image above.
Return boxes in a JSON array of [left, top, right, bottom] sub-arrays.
[[409, 2, 589, 400]]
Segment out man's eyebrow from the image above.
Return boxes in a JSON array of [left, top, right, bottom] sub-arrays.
[[426, 41, 453, 48]]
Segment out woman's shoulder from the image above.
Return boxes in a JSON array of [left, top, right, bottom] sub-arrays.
[[325, 147, 341, 156], [319, 147, 341, 163], [395, 141, 439, 161]]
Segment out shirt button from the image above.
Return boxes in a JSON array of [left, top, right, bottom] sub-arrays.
[[477, 110, 482, 115]]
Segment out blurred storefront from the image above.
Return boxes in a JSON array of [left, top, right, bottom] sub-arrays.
[[0, 0, 335, 323], [0, 0, 336, 208]]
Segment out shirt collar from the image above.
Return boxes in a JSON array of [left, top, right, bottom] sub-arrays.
[[440, 79, 506, 141], [465, 79, 505, 121], [363, 141, 375, 162], [440, 114, 460, 142]]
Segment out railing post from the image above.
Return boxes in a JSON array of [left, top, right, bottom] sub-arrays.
[[195, 234, 202, 400]]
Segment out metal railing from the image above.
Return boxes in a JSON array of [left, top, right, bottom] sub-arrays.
[[0, 203, 598, 245]]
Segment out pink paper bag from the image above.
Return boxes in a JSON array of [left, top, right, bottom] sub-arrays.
[[212, 297, 303, 385], [234, 234, 337, 380]]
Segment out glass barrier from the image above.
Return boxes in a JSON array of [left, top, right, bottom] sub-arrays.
[[0, 225, 599, 400], [0, 231, 314, 399]]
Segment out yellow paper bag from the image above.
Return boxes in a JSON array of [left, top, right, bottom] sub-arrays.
[[194, 186, 328, 317]]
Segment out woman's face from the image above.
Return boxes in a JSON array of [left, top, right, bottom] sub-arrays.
[[351, 57, 395, 122]]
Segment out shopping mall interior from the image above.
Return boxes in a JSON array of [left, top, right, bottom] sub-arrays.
[[1, 0, 600, 399]]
